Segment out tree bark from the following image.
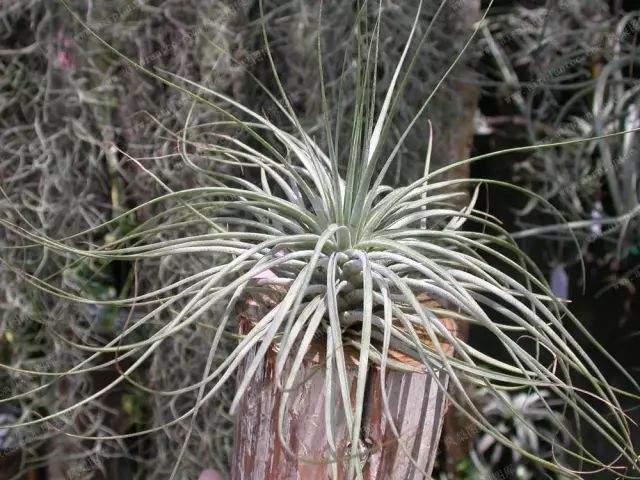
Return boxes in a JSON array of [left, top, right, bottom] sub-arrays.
[[430, 1, 482, 475], [231, 290, 456, 480]]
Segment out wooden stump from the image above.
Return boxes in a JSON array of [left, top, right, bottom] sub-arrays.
[[231, 291, 454, 480]]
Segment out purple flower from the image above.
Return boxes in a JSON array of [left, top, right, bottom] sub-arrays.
[[550, 264, 569, 299]]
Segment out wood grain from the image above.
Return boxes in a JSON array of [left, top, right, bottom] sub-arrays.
[[231, 290, 454, 480]]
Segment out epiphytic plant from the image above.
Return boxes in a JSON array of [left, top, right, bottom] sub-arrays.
[[481, 3, 640, 272], [1, 1, 639, 478]]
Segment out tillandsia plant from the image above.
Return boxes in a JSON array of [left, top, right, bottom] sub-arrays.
[[1, 0, 640, 478], [480, 2, 640, 273], [471, 388, 566, 479]]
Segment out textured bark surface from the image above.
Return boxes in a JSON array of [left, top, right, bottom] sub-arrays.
[[361, 366, 449, 479], [231, 290, 455, 480]]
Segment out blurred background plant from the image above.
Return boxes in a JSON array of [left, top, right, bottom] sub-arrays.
[[470, 389, 566, 480], [477, 0, 640, 283], [1, 1, 243, 477]]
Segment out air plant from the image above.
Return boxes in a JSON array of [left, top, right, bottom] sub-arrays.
[[480, 2, 640, 271], [472, 389, 566, 478], [1, 1, 639, 479]]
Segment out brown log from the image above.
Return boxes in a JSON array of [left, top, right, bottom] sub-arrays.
[[429, 1, 481, 474], [231, 290, 455, 480]]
